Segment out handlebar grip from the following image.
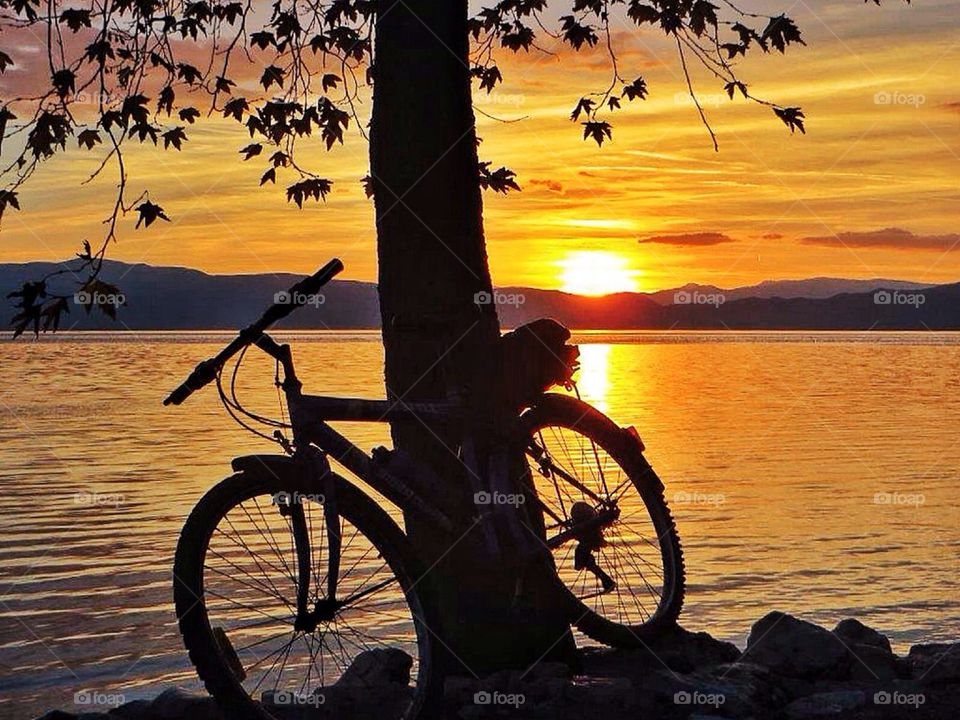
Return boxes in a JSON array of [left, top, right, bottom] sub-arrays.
[[163, 358, 219, 406], [260, 258, 344, 326]]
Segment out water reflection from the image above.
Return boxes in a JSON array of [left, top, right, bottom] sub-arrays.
[[575, 343, 611, 412]]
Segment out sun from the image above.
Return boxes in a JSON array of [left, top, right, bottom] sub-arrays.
[[558, 251, 642, 296]]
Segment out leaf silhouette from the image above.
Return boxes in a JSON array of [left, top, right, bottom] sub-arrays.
[[582, 120, 612, 146], [570, 97, 595, 121], [135, 200, 170, 228], [179, 107, 201, 124], [261, 65, 285, 90], [774, 106, 806, 134], [260, 168, 276, 186], [77, 129, 101, 149], [163, 127, 187, 150], [240, 143, 262, 160], [763, 15, 805, 53], [286, 178, 332, 207]]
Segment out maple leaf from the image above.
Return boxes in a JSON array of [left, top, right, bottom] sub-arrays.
[[240, 143, 262, 160], [0, 51, 13, 72], [163, 127, 187, 150], [570, 97, 595, 122], [223, 97, 248, 121], [135, 200, 170, 228], [77, 129, 101, 149], [215, 76, 235, 94], [322, 74, 340, 92], [724, 81, 748, 99], [158, 86, 175, 115], [286, 178, 332, 207], [59, 8, 91, 32], [763, 15, 805, 53], [559, 16, 598, 50], [179, 107, 201, 124], [261, 65, 285, 90], [622, 77, 648, 101], [478, 162, 521, 194], [177, 63, 202, 84], [773, 106, 805, 134], [689, 0, 719, 36], [0, 190, 20, 219], [627, 2, 659, 24], [582, 120, 612, 146], [260, 168, 276, 186]]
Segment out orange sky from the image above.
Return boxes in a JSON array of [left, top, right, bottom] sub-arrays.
[[1, 0, 958, 293]]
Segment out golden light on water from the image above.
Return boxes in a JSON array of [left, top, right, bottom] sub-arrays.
[[575, 343, 611, 413], [558, 251, 642, 296]]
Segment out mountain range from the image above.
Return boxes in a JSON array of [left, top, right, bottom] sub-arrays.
[[1, 259, 955, 331]]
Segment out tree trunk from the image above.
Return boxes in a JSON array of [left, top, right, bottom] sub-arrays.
[[369, 0, 574, 674]]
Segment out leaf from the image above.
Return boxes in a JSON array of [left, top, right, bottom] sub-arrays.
[[0, 51, 13, 73], [135, 200, 170, 228], [724, 81, 748, 99], [607, 96, 621, 111], [176, 63, 203, 85], [321, 73, 340, 92], [41, 297, 69, 332], [179, 107, 201, 124], [721, 43, 746, 59], [626, 2, 659, 24], [763, 15, 805, 53], [77, 129, 101, 149], [158, 85, 175, 115], [250, 31, 275, 49], [570, 97, 595, 122], [559, 16, 598, 50], [261, 65, 285, 90], [260, 168, 276, 186], [478, 162, 520, 194], [621, 77, 648, 101], [361, 175, 375, 198], [582, 120, 612, 146], [222, 97, 248, 121], [215, 76, 235, 94], [240, 143, 262, 160], [52, 69, 76, 98], [773, 106, 805, 134], [59, 8, 91, 32], [0, 189, 20, 219], [269, 151, 290, 167], [163, 127, 187, 150], [286, 178, 332, 207], [689, 1, 719, 37]]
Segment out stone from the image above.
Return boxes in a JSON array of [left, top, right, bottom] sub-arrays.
[[833, 618, 892, 653], [333, 647, 412, 687], [908, 643, 960, 685], [742, 612, 848, 679], [846, 642, 899, 682], [783, 690, 867, 719]]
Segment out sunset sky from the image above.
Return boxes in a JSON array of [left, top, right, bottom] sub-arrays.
[[1, 0, 958, 293]]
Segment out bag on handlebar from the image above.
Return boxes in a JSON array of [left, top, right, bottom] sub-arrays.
[[498, 318, 580, 412]]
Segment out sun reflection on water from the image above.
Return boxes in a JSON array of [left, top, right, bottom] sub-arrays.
[[574, 343, 611, 412]]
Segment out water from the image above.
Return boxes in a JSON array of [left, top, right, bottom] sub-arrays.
[[1, 331, 958, 718]]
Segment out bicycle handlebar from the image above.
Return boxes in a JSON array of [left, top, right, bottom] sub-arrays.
[[163, 258, 344, 406]]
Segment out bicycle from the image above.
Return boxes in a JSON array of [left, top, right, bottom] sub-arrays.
[[165, 258, 685, 719]]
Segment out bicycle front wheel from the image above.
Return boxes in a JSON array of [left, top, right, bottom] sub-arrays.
[[521, 394, 685, 647], [173, 467, 440, 719]]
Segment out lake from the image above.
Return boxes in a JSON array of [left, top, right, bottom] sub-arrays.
[[1, 331, 958, 718]]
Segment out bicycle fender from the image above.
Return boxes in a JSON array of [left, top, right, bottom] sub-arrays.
[[230, 454, 329, 488]]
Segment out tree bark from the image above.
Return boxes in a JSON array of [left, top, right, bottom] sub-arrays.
[[370, 0, 574, 674]]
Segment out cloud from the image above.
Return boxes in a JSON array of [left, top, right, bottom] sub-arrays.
[[800, 227, 960, 251], [638, 231, 736, 246], [529, 178, 563, 193], [941, 101, 960, 113], [760, 232, 783, 240]]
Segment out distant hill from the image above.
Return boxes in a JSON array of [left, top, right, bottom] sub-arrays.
[[1, 259, 956, 331]]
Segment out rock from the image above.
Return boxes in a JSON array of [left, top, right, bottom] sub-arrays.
[[333, 647, 412, 687], [783, 690, 867, 719], [567, 676, 635, 710], [108, 688, 222, 720], [908, 643, 960, 685], [846, 642, 900, 682], [581, 625, 741, 678], [833, 618, 892, 653], [524, 661, 572, 680], [742, 612, 848, 679], [662, 662, 791, 718]]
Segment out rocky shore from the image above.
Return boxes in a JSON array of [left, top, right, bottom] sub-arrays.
[[36, 612, 959, 719]]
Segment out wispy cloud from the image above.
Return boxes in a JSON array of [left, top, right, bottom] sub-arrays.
[[800, 228, 960, 251], [638, 231, 736, 246]]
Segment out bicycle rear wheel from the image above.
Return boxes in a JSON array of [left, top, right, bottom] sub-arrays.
[[173, 467, 440, 719], [521, 394, 685, 647]]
